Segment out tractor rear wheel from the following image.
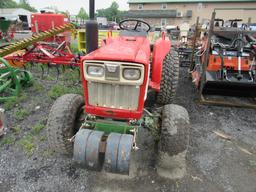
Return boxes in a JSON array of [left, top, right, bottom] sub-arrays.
[[46, 94, 84, 155], [157, 104, 190, 179], [157, 48, 179, 105]]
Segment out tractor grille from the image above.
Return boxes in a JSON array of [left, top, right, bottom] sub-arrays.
[[87, 82, 140, 110]]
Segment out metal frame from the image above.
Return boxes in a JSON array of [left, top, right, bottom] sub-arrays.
[[5, 41, 80, 68]]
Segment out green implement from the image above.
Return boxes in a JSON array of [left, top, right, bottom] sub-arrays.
[[0, 20, 11, 34], [0, 57, 32, 101]]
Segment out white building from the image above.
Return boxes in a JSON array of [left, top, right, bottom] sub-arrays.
[[0, 8, 33, 29]]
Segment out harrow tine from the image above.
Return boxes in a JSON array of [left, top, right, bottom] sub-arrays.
[[47, 63, 51, 76], [62, 65, 66, 73], [40, 64, 45, 79], [56, 66, 60, 81], [29, 62, 34, 70]]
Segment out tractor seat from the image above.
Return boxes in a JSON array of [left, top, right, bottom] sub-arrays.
[[215, 22, 220, 27]]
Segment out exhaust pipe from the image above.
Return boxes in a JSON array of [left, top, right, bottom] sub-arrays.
[[86, 0, 98, 53]]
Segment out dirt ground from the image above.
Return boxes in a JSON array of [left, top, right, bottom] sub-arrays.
[[0, 67, 256, 192]]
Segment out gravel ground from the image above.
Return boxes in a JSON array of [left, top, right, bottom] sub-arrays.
[[0, 67, 256, 192]]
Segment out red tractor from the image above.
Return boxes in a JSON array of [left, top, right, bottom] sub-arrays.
[[46, 1, 190, 176]]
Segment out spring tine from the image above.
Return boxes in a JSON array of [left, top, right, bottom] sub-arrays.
[[40, 65, 45, 79], [47, 63, 51, 76], [62, 65, 66, 73], [54, 66, 59, 81], [30, 62, 34, 70]]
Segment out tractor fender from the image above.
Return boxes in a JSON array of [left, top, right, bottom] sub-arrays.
[[150, 32, 171, 91]]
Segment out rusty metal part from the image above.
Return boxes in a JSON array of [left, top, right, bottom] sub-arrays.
[[199, 12, 216, 95], [190, 17, 200, 71], [199, 94, 256, 109]]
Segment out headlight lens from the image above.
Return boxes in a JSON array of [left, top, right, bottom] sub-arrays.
[[123, 68, 141, 80], [87, 65, 104, 77]]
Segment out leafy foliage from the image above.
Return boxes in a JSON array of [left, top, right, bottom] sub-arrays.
[[60, 10, 70, 18], [77, 7, 89, 21], [0, 0, 18, 8], [0, 0, 37, 12], [96, 1, 125, 22], [19, 0, 37, 12]]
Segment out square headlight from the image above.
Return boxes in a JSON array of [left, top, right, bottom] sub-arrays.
[[123, 68, 141, 80], [87, 65, 104, 77]]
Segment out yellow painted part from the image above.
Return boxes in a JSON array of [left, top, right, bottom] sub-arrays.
[[77, 30, 120, 52]]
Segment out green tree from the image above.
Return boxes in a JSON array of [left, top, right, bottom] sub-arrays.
[[96, 1, 124, 22], [0, 0, 18, 8], [77, 7, 89, 23], [60, 10, 70, 18], [19, 0, 37, 12]]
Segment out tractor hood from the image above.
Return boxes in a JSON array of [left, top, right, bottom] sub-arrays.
[[83, 36, 150, 65]]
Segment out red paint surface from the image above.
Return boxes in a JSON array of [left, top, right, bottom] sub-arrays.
[[151, 33, 171, 91]]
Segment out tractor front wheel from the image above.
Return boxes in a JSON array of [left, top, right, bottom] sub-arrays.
[[157, 104, 190, 179], [157, 48, 179, 105], [46, 94, 84, 155]]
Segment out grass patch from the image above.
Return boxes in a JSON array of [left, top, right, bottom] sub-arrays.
[[32, 81, 44, 92], [47, 68, 83, 99], [47, 83, 83, 99], [46, 75, 56, 81], [15, 109, 30, 120], [39, 135, 47, 142], [3, 92, 27, 110], [18, 134, 35, 155], [59, 69, 81, 83], [31, 122, 45, 135], [12, 126, 21, 134], [42, 148, 54, 157], [0, 136, 15, 147]]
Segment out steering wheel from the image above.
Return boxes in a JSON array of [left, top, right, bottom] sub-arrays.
[[119, 19, 151, 32]]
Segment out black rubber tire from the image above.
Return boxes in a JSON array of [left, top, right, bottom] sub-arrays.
[[159, 104, 190, 156], [46, 94, 84, 155], [157, 48, 179, 105]]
